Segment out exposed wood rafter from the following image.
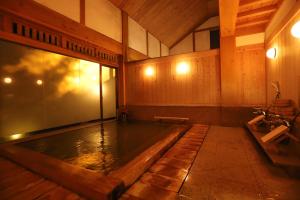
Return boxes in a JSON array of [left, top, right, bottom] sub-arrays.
[[219, 0, 240, 37]]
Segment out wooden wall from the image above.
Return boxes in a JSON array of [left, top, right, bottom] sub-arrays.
[[126, 50, 221, 106], [266, 8, 300, 107], [125, 44, 266, 126], [126, 44, 266, 107]]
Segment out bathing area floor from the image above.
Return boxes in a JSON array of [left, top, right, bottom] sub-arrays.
[[1, 125, 300, 200]]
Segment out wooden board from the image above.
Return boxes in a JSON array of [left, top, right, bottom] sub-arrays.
[[0, 145, 123, 200], [246, 124, 300, 168], [0, 157, 84, 200]]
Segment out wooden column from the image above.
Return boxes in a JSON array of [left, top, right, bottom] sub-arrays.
[[80, 0, 85, 25], [220, 36, 240, 106], [119, 11, 128, 107], [219, 0, 240, 106]]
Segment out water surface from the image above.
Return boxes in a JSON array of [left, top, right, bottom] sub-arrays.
[[19, 121, 173, 174]]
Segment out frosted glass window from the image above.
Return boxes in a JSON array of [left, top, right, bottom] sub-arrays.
[[102, 66, 116, 119], [0, 40, 100, 139]]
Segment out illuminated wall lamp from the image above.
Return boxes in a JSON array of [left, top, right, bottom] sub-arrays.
[[176, 62, 189, 74], [145, 66, 155, 77], [266, 48, 276, 59], [291, 21, 300, 38]]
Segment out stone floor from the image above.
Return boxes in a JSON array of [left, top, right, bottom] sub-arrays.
[[178, 126, 300, 200]]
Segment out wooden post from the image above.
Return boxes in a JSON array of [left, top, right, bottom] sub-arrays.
[[80, 0, 85, 25], [119, 11, 128, 107]]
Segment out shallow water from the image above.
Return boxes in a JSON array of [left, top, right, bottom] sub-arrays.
[[18, 121, 173, 174]]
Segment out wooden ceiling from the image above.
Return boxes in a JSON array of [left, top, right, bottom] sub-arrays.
[[236, 0, 283, 35], [109, 0, 218, 47]]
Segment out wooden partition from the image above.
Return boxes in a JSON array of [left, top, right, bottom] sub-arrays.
[[266, 10, 300, 107], [125, 46, 266, 126], [126, 50, 221, 106]]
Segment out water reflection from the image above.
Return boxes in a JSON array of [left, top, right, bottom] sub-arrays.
[[19, 121, 173, 174]]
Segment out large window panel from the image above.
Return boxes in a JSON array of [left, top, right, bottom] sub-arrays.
[[0, 40, 100, 139], [102, 66, 116, 119]]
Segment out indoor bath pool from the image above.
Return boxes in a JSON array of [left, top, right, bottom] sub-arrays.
[[17, 120, 174, 174]]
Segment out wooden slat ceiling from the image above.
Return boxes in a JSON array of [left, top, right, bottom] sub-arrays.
[[236, 0, 283, 35], [109, 0, 219, 47]]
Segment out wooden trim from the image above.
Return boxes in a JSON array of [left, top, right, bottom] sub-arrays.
[[127, 47, 148, 62], [100, 66, 104, 120], [127, 49, 219, 65], [159, 41, 162, 56], [236, 24, 265, 36], [236, 43, 265, 51], [121, 11, 128, 106], [0, 9, 119, 67], [109, 125, 190, 187], [194, 26, 219, 33], [80, 0, 85, 25], [0, 145, 123, 200], [236, 19, 269, 29], [266, 0, 300, 45], [0, 0, 122, 54], [146, 31, 149, 56], [237, 5, 277, 20], [192, 31, 195, 52], [219, 0, 239, 36]]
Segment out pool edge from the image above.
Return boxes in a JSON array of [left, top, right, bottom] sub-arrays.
[[108, 124, 191, 188]]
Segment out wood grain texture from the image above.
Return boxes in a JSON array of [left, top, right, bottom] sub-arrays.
[[0, 157, 84, 200], [126, 50, 221, 106], [109, 0, 218, 47], [219, 0, 240, 36], [126, 45, 266, 107], [0, 0, 122, 54], [266, 10, 300, 107], [236, 0, 282, 35]]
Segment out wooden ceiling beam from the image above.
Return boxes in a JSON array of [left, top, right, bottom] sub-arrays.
[[237, 4, 277, 20], [219, 0, 240, 37], [237, 14, 271, 25], [236, 24, 266, 36], [236, 19, 269, 29], [239, 0, 279, 12]]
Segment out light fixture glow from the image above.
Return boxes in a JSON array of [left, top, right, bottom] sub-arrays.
[[36, 79, 43, 85], [291, 21, 300, 38], [3, 77, 12, 84], [266, 48, 276, 59], [176, 62, 189, 74], [10, 133, 23, 140], [145, 66, 155, 77]]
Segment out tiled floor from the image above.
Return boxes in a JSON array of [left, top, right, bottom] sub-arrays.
[[179, 126, 300, 200]]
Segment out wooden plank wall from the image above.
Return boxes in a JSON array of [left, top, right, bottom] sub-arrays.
[[126, 50, 221, 106], [126, 45, 266, 107], [236, 44, 266, 106], [266, 11, 300, 107]]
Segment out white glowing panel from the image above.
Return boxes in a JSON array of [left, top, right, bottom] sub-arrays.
[[266, 48, 276, 59], [291, 21, 300, 38]]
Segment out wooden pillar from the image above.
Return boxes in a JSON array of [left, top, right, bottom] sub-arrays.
[[118, 11, 128, 107], [220, 36, 240, 106], [80, 0, 85, 25], [219, 0, 240, 106]]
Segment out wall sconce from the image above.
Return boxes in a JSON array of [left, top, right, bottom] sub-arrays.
[[3, 77, 12, 84], [145, 66, 155, 77], [176, 62, 189, 74], [291, 21, 300, 38], [266, 48, 276, 59], [36, 79, 43, 85]]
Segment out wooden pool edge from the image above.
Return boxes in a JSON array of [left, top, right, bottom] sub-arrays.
[[0, 124, 191, 200], [0, 144, 123, 200], [108, 125, 192, 188]]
